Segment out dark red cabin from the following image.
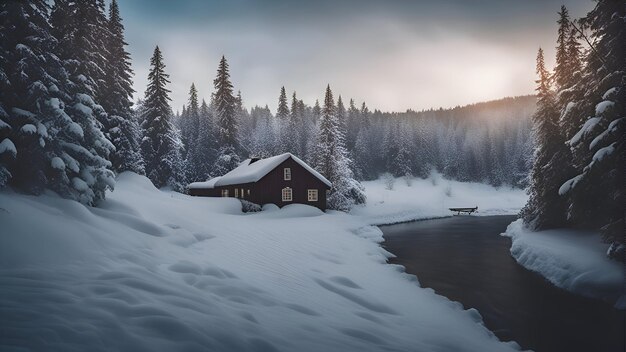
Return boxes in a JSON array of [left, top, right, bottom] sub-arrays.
[[187, 153, 332, 211]]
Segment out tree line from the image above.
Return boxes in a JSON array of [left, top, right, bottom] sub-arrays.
[[521, 2, 624, 259]]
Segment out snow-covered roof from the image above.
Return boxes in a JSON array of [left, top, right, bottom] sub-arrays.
[[188, 153, 331, 189], [187, 176, 222, 190]]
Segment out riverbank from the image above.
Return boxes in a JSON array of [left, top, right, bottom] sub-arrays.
[[381, 215, 625, 352], [351, 173, 527, 225], [502, 219, 625, 308]]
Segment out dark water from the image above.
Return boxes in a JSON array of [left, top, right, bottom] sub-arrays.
[[380, 215, 625, 352]]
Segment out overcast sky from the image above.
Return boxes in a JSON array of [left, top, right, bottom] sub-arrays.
[[115, 0, 593, 113]]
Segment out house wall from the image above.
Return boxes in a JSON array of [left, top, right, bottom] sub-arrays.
[[254, 158, 329, 210]]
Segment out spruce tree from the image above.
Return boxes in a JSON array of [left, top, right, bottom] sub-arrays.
[[180, 83, 200, 158], [521, 48, 570, 229], [212, 56, 240, 175], [101, 0, 144, 174], [2, 0, 114, 204], [560, 0, 625, 257], [140, 46, 184, 190], [554, 6, 571, 89], [312, 85, 365, 210]]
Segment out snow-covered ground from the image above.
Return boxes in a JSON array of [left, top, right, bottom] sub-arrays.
[[351, 173, 528, 225], [0, 172, 523, 351], [502, 220, 625, 309]]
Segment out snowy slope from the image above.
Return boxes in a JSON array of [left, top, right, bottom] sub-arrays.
[[352, 173, 528, 225], [502, 220, 625, 308], [0, 172, 522, 351]]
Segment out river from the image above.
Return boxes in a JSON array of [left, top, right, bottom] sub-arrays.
[[380, 215, 624, 352]]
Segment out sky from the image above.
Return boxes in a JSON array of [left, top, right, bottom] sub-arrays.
[[115, 0, 594, 114]]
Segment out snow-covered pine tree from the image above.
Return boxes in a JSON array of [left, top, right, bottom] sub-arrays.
[[554, 6, 572, 89], [100, 0, 144, 174], [312, 85, 365, 210], [0, 0, 115, 203], [212, 56, 241, 175], [285, 91, 301, 156], [181, 83, 200, 156], [0, 0, 59, 191], [336, 96, 347, 138], [560, 0, 625, 258], [521, 48, 570, 229], [345, 99, 360, 152], [276, 86, 290, 153], [47, 0, 117, 204], [140, 46, 185, 190]]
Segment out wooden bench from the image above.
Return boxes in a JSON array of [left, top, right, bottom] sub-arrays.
[[449, 206, 478, 215]]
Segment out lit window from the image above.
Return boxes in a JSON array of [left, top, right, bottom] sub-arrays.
[[307, 189, 318, 202], [247, 189, 250, 196], [241, 188, 244, 198], [282, 187, 292, 202], [221, 189, 229, 197], [284, 168, 291, 180], [235, 188, 239, 198]]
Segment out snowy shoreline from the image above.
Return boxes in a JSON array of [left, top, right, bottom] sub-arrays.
[[351, 173, 527, 226], [502, 219, 625, 309]]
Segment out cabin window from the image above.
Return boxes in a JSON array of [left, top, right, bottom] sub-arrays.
[[282, 187, 292, 202], [247, 189, 250, 196], [284, 168, 291, 180], [307, 189, 318, 202], [221, 189, 228, 197], [241, 188, 244, 198], [235, 188, 239, 198]]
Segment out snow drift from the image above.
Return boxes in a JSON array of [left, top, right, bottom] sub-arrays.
[[502, 219, 624, 308], [0, 172, 523, 351]]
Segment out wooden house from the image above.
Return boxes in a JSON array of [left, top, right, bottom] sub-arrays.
[[187, 153, 332, 211]]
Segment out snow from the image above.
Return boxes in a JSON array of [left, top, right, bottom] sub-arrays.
[[595, 100, 614, 115], [188, 176, 222, 189], [569, 117, 599, 146], [0, 172, 521, 351], [592, 142, 616, 162], [20, 124, 37, 134], [351, 172, 528, 225], [198, 153, 331, 188], [0, 138, 17, 156], [71, 177, 89, 191], [502, 219, 624, 308], [602, 87, 617, 100], [558, 174, 583, 196], [51, 156, 65, 170]]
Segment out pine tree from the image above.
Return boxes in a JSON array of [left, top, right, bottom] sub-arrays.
[[140, 46, 184, 190], [50, 0, 116, 204], [212, 56, 240, 175], [312, 85, 365, 210], [180, 83, 200, 157], [554, 6, 571, 89], [100, 0, 144, 174], [276, 86, 290, 153], [1, 0, 115, 204], [521, 48, 570, 229], [560, 0, 625, 257]]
